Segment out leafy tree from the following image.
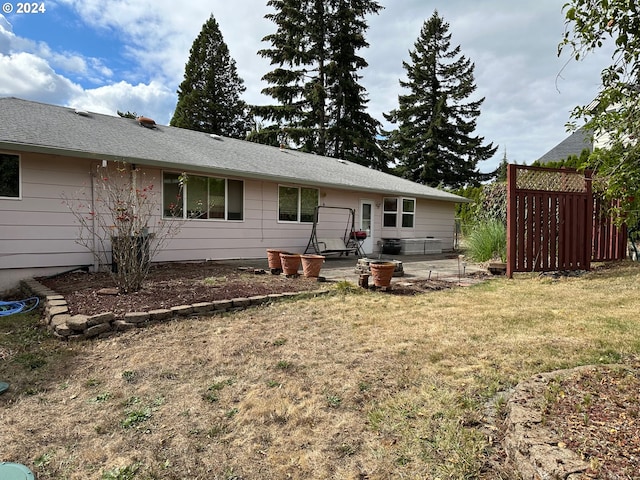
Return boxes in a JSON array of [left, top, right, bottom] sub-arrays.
[[252, 0, 386, 168], [560, 0, 640, 224], [452, 185, 482, 234], [383, 11, 497, 188], [171, 15, 250, 138]]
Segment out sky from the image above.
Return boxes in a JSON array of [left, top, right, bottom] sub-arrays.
[[0, 0, 614, 173]]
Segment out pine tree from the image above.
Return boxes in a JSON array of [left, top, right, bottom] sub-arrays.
[[251, 0, 385, 169], [384, 11, 497, 188], [325, 0, 386, 169], [252, 0, 315, 148], [171, 15, 250, 138]]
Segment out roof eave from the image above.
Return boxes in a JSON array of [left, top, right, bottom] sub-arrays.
[[1, 141, 468, 203]]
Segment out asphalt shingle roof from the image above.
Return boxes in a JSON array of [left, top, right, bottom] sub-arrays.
[[0, 97, 464, 202], [536, 127, 593, 164]]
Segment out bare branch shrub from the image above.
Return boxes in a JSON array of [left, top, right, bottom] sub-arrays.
[[63, 162, 183, 293]]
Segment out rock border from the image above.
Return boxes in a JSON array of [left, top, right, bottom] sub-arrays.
[[20, 277, 329, 342], [504, 367, 596, 480]]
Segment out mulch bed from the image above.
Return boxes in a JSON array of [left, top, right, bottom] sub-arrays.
[[543, 364, 640, 479], [36, 262, 322, 317]]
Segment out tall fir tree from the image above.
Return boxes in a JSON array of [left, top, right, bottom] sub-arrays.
[[384, 11, 497, 188], [171, 15, 250, 138], [250, 0, 386, 169], [325, 0, 386, 169]]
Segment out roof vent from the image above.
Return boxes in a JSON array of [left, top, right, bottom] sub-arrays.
[[74, 109, 90, 117], [136, 116, 156, 128], [209, 133, 223, 141]]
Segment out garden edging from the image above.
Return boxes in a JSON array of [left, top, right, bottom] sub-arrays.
[[20, 277, 329, 341], [504, 367, 593, 479]]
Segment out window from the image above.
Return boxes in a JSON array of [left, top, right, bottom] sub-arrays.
[[383, 197, 397, 227], [402, 198, 415, 228], [163, 172, 243, 220], [0, 153, 20, 198], [383, 197, 415, 228], [278, 186, 318, 223]]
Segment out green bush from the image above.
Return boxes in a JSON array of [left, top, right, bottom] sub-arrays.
[[467, 220, 506, 262]]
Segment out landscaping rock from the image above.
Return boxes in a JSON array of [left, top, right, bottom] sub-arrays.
[[85, 323, 111, 338], [148, 308, 172, 321], [87, 312, 115, 327], [124, 312, 150, 324], [67, 315, 88, 332], [170, 305, 194, 316]]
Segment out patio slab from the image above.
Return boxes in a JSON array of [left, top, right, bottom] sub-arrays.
[[231, 253, 489, 284]]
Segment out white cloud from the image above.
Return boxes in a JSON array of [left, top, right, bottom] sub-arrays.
[[68, 80, 175, 120], [0, 12, 176, 122], [0, 52, 81, 103]]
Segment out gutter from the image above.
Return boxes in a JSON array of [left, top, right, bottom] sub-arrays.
[[0, 141, 469, 204]]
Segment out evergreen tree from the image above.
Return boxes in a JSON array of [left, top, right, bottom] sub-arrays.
[[493, 149, 509, 183], [384, 11, 497, 188], [117, 110, 137, 119], [253, 0, 315, 148], [252, 0, 385, 169], [171, 15, 250, 138], [325, 0, 387, 169]]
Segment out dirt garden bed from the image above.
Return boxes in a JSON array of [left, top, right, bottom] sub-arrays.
[[36, 262, 323, 317], [35, 261, 460, 317]]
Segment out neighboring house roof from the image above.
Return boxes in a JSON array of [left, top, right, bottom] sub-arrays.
[[0, 97, 465, 203], [536, 127, 593, 164]]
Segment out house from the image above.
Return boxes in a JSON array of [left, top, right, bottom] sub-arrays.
[[0, 97, 467, 291], [536, 126, 593, 164]]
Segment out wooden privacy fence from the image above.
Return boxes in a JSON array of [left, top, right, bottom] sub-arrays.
[[506, 164, 627, 277]]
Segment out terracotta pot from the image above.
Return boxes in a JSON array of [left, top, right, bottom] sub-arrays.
[[301, 254, 325, 277], [279, 253, 301, 275], [369, 261, 396, 287], [267, 249, 287, 272]]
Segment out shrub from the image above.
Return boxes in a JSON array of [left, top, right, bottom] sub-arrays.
[[466, 220, 506, 262], [62, 162, 184, 293]]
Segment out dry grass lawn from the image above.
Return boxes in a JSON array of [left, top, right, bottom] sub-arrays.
[[1, 262, 640, 479]]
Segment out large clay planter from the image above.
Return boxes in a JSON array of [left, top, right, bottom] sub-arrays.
[[301, 254, 325, 278], [279, 253, 301, 276], [369, 261, 396, 287], [267, 249, 287, 273]]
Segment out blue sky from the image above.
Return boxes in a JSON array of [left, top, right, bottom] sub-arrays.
[[0, 0, 613, 173]]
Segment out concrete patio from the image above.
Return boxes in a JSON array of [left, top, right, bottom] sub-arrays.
[[235, 253, 490, 285]]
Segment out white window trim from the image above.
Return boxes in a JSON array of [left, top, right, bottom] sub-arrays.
[[277, 185, 319, 224], [162, 171, 244, 222], [383, 196, 416, 228], [401, 197, 416, 228]]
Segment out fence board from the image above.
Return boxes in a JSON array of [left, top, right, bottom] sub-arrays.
[[507, 165, 624, 277]]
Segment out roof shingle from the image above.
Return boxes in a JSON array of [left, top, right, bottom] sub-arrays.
[[0, 97, 465, 202]]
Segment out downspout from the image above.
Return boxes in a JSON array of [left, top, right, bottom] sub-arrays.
[[90, 165, 99, 272]]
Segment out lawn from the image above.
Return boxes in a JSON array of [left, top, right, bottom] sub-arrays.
[[1, 262, 639, 479]]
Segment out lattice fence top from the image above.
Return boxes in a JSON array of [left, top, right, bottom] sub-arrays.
[[515, 167, 589, 193]]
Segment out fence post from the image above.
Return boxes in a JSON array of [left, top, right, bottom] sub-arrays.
[[506, 164, 517, 278]]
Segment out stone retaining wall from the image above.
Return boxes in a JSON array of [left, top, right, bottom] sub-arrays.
[[20, 278, 329, 341]]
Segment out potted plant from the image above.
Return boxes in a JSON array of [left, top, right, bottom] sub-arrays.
[[279, 253, 302, 276], [266, 249, 287, 273], [300, 254, 325, 277], [369, 261, 396, 287]]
